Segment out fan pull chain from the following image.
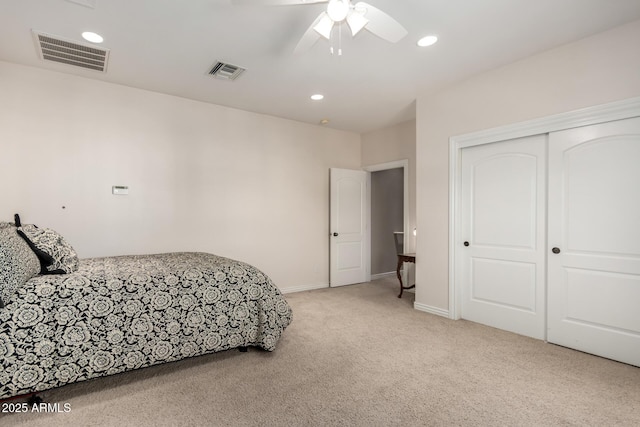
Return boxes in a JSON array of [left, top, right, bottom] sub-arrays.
[[329, 23, 344, 56], [338, 23, 343, 56], [330, 25, 334, 55]]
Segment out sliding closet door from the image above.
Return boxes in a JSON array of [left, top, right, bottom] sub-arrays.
[[460, 135, 547, 339], [548, 117, 640, 367]]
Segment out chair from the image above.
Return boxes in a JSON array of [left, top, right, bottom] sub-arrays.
[[393, 231, 415, 298], [393, 231, 404, 256]]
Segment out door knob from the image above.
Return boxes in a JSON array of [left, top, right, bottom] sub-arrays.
[[552, 247, 561, 254], [333, 232, 339, 237], [463, 241, 469, 247]]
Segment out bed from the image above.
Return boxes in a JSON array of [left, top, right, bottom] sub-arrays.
[[0, 220, 292, 400]]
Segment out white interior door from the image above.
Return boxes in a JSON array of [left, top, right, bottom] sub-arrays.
[[330, 168, 370, 287], [548, 117, 640, 367], [459, 135, 547, 339]]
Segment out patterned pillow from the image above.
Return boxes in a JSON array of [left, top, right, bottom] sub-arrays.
[[0, 225, 41, 308], [18, 225, 79, 274]]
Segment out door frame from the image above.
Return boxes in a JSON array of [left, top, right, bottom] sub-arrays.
[[364, 160, 410, 283], [449, 96, 640, 321]]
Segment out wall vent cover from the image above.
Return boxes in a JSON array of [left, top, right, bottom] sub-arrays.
[[33, 31, 109, 72], [208, 61, 245, 81]]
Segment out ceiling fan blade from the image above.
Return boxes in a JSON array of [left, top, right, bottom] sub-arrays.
[[354, 2, 407, 43], [313, 12, 334, 39], [294, 12, 325, 54], [231, 0, 328, 5], [346, 9, 368, 36]]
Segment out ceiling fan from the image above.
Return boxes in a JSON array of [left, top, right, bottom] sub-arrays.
[[234, 0, 408, 54]]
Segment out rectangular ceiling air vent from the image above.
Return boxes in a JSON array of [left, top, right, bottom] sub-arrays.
[[208, 61, 245, 81], [33, 31, 109, 72]]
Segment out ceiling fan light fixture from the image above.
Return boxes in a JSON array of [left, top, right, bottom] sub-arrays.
[[346, 10, 368, 36], [327, 0, 349, 22], [313, 13, 334, 39], [292, 0, 408, 54]]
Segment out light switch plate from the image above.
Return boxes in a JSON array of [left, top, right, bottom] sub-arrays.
[[112, 186, 129, 195]]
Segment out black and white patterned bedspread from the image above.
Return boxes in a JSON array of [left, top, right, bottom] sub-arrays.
[[0, 252, 292, 399]]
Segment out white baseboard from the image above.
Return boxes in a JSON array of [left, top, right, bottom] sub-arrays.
[[414, 302, 450, 318], [280, 283, 329, 294], [371, 271, 396, 281]]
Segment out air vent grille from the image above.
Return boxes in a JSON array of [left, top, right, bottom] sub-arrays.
[[208, 61, 245, 81], [33, 31, 109, 72]]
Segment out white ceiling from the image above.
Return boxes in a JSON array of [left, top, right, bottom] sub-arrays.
[[2, 0, 640, 134]]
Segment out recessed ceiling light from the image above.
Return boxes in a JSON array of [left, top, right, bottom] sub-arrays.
[[311, 94, 324, 101], [417, 35, 438, 47], [82, 31, 104, 43], [320, 119, 330, 125]]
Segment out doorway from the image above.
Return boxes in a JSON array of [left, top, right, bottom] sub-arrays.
[[329, 161, 410, 288], [370, 168, 404, 278], [364, 160, 410, 285]]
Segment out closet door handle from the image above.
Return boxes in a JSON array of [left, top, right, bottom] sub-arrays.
[[333, 232, 339, 237], [463, 241, 469, 247], [552, 247, 561, 254]]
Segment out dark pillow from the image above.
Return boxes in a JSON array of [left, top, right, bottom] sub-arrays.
[[0, 223, 41, 307], [18, 224, 79, 274], [16, 228, 56, 274]]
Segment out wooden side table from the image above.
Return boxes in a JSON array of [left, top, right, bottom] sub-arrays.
[[396, 253, 416, 298]]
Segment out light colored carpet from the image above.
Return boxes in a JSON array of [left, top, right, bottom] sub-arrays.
[[2, 277, 639, 426]]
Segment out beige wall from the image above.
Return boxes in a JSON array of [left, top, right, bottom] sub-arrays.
[[0, 61, 361, 293], [415, 19, 640, 311], [361, 119, 417, 253]]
